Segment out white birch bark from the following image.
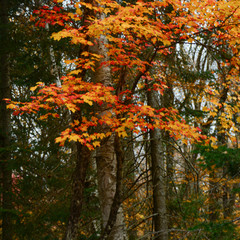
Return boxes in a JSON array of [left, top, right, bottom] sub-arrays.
[[92, 34, 126, 240], [45, 23, 61, 87]]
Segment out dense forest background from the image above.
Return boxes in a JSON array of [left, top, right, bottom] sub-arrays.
[[1, 0, 240, 239]]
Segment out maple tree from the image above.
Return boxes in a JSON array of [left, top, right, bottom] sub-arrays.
[[7, 0, 207, 147], [4, 0, 240, 239]]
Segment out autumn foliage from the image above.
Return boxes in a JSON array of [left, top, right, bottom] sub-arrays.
[[6, 0, 221, 147]]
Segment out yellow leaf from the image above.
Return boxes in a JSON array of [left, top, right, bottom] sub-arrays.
[[99, 133, 105, 139], [209, 111, 217, 117], [121, 22, 130, 29], [211, 143, 218, 149], [39, 114, 49, 120], [55, 137, 62, 143], [162, 39, 171, 46], [90, 135, 97, 140], [36, 81, 44, 85], [30, 86, 38, 91], [237, 116, 240, 123], [187, 38, 194, 43], [85, 100, 93, 106], [69, 134, 80, 142], [105, 132, 112, 137], [76, 7, 82, 16], [93, 141, 101, 148], [152, 37, 157, 45], [70, 69, 82, 75], [6, 103, 16, 109], [55, 136, 66, 146], [118, 131, 128, 138], [73, 120, 80, 125], [202, 106, 209, 112], [51, 32, 62, 41], [137, 83, 145, 89], [66, 103, 76, 113], [82, 95, 93, 106]]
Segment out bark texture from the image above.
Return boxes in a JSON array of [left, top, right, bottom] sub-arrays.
[[45, 23, 61, 87], [64, 144, 91, 240], [93, 34, 126, 240], [0, 0, 12, 239], [148, 91, 168, 240]]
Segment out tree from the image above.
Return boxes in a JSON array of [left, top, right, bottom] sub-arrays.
[[147, 90, 168, 240], [0, 0, 12, 239]]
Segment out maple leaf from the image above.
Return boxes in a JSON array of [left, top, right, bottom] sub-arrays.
[[69, 134, 80, 142], [65, 103, 77, 113], [93, 141, 101, 148], [6, 103, 17, 109], [30, 86, 38, 91]]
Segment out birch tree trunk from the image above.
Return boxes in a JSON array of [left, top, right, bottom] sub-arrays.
[[45, 23, 61, 87], [0, 0, 13, 239], [93, 34, 126, 240], [64, 1, 127, 238], [147, 91, 168, 240]]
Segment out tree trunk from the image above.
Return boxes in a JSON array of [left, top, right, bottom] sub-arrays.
[[96, 135, 117, 229], [0, 0, 13, 239], [65, 2, 126, 239], [208, 171, 219, 222], [64, 143, 91, 240], [209, 129, 225, 222], [124, 134, 138, 240], [147, 91, 168, 240], [93, 34, 126, 240], [45, 23, 61, 87], [165, 132, 174, 201], [223, 183, 237, 219], [162, 81, 174, 203], [98, 135, 126, 240]]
